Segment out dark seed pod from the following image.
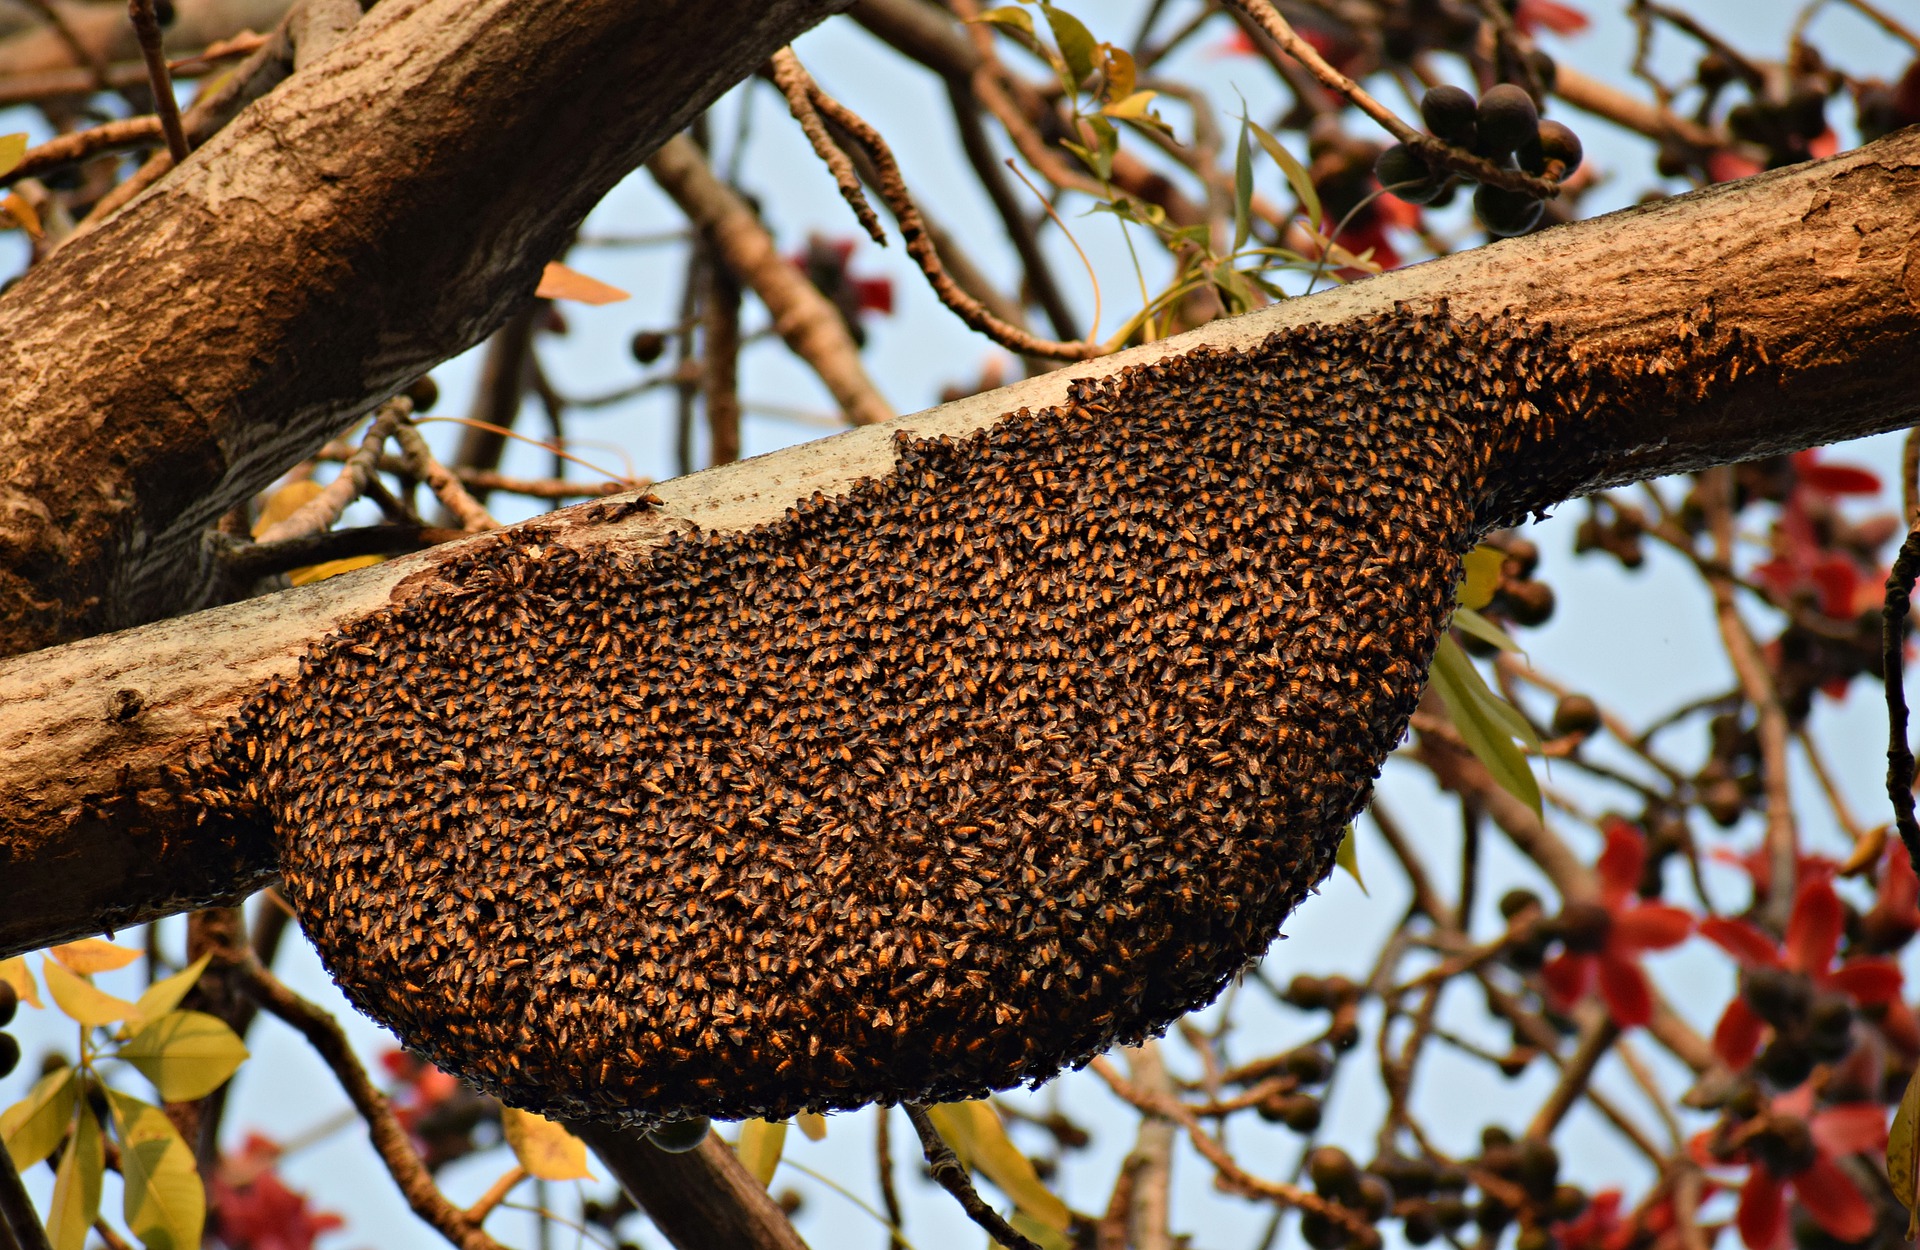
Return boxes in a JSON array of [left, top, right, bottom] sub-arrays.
[[1535, 121, 1583, 177], [1375, 145, 1444, 204], [647, 1117, 712, 1153], [630, 330, 668, 364], [1476, 85, 1541, 157], [0, 979, 16, 1027], [1550, 694, 1601, 737], [0, 1032, 17, 1079], [406, 375, 440, 415], [1420, 84, 1479, 146], [1473, 184, 1545, 238], [1309, 1146, 1360, 1197]]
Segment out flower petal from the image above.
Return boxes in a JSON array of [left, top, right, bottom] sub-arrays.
[[1825, 959, 1903, 1005], [1597, 953, 1655, 1027], [1613, 904, 1694, 952], [1700, 917, 1783, 968], [1785, 878, 1842, 974], [1810, 1104, 1888, 1158], [1713, 997, 1767, 1069], [1542, 951, 1594, 1012], [1793, 1156, 1877, 1242], [1736, 1170, 1787, 1250], [1597, 821, 1646, 907]]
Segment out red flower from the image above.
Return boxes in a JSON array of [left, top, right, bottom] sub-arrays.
[[1700, 873, 1903, 1069], [209, 1134, 346, 1250], [1696, 1085, 1884, 1250], [1555, 1184, 1720, 1250], [1540, 820, 1694, 1027], [793, 235, 894, 318]]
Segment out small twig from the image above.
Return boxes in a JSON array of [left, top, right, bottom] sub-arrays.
[[901, 1105, 1042, 1250], [236, 959, 509, 1250], [0, 1124, 54, 1250], [1085, 1058, 1371, 1236], [807, 84, 1097, 360], [252, 401, 408, 544], [392, 422, 500, 532], [88, 1220, 132, 1250], [768, 48, 886, 245], [126, 0, 189, 163], [874, 1109, 908, 1250], [212, 523, 460, 580], [1527, 1013, 1620, 1139], [465, 1168, 527, 1225], [1, 117, 165, 191], [1884, 528, 1920, 877]]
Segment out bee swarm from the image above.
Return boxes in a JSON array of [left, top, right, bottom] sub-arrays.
[[196, 306, 1582, 1126]]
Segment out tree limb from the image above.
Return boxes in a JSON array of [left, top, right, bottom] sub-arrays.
[[0, 129, 1917, 957]]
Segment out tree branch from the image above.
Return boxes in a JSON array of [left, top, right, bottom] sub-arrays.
[[572, 1123, 811, 1250], [1, 129, 1917, 957]]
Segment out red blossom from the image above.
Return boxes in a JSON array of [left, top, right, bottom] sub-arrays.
[[1540, 820, 1693, 1027], [792, 235, 894, 320], [1700, 873, 1903, 1069], [209, 1134, 346, 1250], [1695, 1085, 1884, 1250]]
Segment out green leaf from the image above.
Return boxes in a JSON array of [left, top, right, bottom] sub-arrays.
[[1892, 1064, 1920, 1236], [736, 1118, 787, 1187], [47, 1101, 102, 1250], [42, 958, 136, 1027], [926, 1102, 1070, 1232], [1430, 636, 1542, 816], [1248, 119, 1321, 226], [1232, 119, 1253, 252], [500, 1106, 593, 1181], [2, 1067, 78, 1170], [1458, 544, 1504, 610], [130, 953, 212, 1031], [0, 133, 25, 180], [109, 1089, 204, 1250], [1009, 1211, 1076, 1250], [1335, 823, 1367, 894], [972, 5, 1035, 38], [1453, 606, 1520, 653], [1040, 3, 1096, 85], [118, 1010, 249, 1102]]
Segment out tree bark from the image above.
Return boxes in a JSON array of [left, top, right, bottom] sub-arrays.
[[1, 127, 1917, 959], [574, 1125, 812, 1250], [0, 0, 851, 658]]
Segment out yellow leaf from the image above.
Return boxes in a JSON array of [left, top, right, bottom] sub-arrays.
[[796, 1111, 827, 1141], [1459, 544, 1505, 610], [130, 953, 211, 1031], [1100, 44, 1136, 102], [50, 938, 142, 975], [1891, 1064, 1920, 1234], [0, 132, 24, 179], [1100, 89, 1159, 120], [0, 957, 41, 1009], [1335, 823, 1366, 894], [500, 1107, 594, 1181], [42, 959, 136, 1027], [970, 6, 1035, 39], [1, 191, 41, 240], [1, 1067, 78, 1170], [288, 554, 385, 585], [736, 1118, 786, 1187], [535, 261, 629, 305], [118, 1011, 249, 1102], [926, 1102, 1070, 1232], [109, 1089, 204, 1250], [47, 1102, 102, 1250]]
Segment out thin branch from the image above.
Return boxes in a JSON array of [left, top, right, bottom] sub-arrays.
[[464, 1168, 527, 1224], [0, 1127, 53, 1250], [14, 0, 111, 90], [1, 117, 165, 191], [1526, 1013, 1620, 1140], [236, 959, 510, 1250], [127, 0, 190, 163], [252, 401, 408, 545], [806, 82, 1097, 360], [1884, 528, 1920, 877], [874, 1109, 908, 1250], [902, 1104, 1043, 1250], [392, 422, 501, 532], [211, 523, 460, 581], [768, 47, 885, 245]]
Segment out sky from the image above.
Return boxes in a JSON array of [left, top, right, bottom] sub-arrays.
[[3, 1, 1917, 1248]]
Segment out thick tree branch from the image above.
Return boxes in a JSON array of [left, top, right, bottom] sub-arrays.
[[0, 129, 1917, 957], [0, 0, 852, 657], [573, 1124, 811, 1250]]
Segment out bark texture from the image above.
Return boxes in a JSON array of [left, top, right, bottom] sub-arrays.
[[0, 0, 849, 657], [0, 128, 1916, 960]]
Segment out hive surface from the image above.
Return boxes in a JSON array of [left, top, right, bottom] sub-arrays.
[[204, 307, 1573, 1124]]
